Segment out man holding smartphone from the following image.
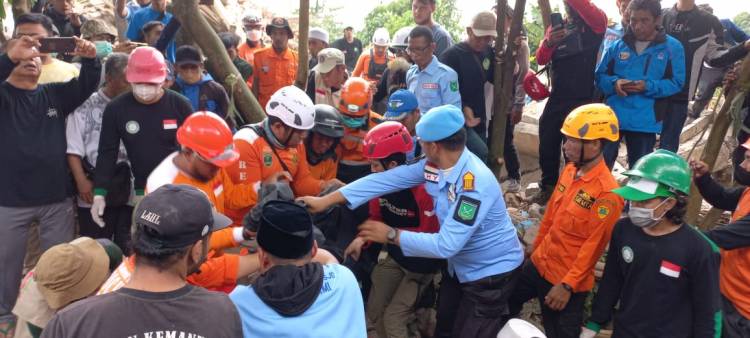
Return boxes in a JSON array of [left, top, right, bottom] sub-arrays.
[[0, 21, 99, 334], [530, 0, 607, 206]]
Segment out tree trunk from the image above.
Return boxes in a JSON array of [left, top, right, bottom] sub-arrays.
[[686, 54, 750, 227], [172, 0, 265, 124], [12, 0, 30, 21], [489, 0, 526, 178], [538, 0, 552, 29], [294, 0, 309, 90]]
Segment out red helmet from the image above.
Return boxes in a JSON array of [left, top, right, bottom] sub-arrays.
[[176, 111, 239, 167], [362, 121, 413, 159]]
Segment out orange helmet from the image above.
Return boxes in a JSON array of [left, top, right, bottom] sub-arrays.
[[339, 77, 372, 117], [176, 111, 239, 168]]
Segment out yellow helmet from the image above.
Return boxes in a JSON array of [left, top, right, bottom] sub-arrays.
[[560, 103, 619, 142]]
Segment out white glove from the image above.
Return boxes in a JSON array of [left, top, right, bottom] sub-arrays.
[[580, 326, 598, 338], [91, 195, 106, 228]]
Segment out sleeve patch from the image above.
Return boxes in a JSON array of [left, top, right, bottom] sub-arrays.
[[453, 195, 481, 226]]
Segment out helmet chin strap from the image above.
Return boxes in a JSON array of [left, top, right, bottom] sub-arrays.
[[282, 127, 295, 148], [573, 140, 601, 168]]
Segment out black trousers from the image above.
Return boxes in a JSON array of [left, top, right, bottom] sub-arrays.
[[77, 205, 133, 255], [538, 98, 591, 188], [723, 295, 750, 338], [435, 267, 520, 338], [508, 261, 587, 338]]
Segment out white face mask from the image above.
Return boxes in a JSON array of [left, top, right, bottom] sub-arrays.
[[132, 84, 161, 102], [627, 198, 672, 228], [248, 29, 262, 42]]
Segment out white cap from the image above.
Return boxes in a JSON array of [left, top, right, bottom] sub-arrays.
[[313, 48, 345, 73], [310, 27, 330, 44], [497, 319, 546, 338], [372, 27, 390, 46], [266, 86, 316, 130]]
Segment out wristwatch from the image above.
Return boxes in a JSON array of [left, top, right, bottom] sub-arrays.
[[561, 283, 573, 292], [386, 227, 398, 244]]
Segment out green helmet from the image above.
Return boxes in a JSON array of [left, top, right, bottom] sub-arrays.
[[612, 149, 691, 201]]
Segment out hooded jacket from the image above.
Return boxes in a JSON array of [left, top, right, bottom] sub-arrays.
[[173, 73, 230, 118], [596, 28, 686, 133], [229, 263, 366, 338]]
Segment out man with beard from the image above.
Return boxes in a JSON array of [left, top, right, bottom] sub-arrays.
[[42, 185, 243, 338]]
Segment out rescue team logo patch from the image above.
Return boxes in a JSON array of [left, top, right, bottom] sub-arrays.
[[263, 152, 273, 167], [597, 205, 610, 219], [622, 246, 634, 263], [450, 80, 458, 92], [453, 195, 481, 226], [482, 58, 491, 70], [462, 172, 475, 191], [619, 51, 630, 60], [126, 120, 140, 134], [574, 189, 595, 209], [163, 119, 178, 130], [660, 260, 681, 278]]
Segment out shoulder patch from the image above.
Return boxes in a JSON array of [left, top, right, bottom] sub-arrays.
[[424, 162, 439, 183], [450, 80, 458, 92], [462, 171, 475, 191], [453, 195, 481, 226]]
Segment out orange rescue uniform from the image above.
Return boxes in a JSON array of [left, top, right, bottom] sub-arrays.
[[352, 49, 393, 82], [224, 124, 323, 225], [723, 189, 750, 318], [308, 156, 339, 181], [237, 42, 263, 87], [253, 47, 298, 109], [531, 161, 624, 292], [339, 113, 383, 166]]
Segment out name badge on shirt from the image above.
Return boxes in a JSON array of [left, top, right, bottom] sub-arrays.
[[163, 119, 177, 130], [422, 83, 439, 89]]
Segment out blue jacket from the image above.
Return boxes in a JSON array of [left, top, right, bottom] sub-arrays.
[[173, 73, 230, 118], [340, 149, 524, 283], [596, 29, 685, 133]]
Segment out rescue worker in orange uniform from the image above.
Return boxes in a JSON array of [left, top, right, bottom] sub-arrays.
[[507, 103, 624, 338], [306, 104, 345, 180], [352, 28, 394, 83], [224, 86, 343, 226], [337, 77, 383, 183], [252, 17, 298, 109], [693, 138, 750, 337]]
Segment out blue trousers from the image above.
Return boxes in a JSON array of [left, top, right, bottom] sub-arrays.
[[659, 101, 688, 152], [604, 130, 657, 169]]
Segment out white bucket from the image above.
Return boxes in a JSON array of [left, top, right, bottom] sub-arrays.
[[497, 318, 547, 338]]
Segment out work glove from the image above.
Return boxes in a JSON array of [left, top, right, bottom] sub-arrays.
[[91, 195, 106, 228], [579, 326, 597, 338]]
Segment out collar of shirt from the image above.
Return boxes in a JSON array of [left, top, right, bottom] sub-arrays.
[[269, 48, 294, 60], [97, 88, 113, 102], [437, 148, 470, 190], [418, 55, 440, 75], [575, 159, 610, 183]]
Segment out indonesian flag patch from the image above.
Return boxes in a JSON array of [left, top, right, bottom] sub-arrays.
[[660, 260, 681, 278], [163, 119, 178, 130]]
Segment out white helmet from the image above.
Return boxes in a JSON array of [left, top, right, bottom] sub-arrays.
[[372, 28, 390, 46], [265, 86, 316, 130], [391, 26, 414, 48]]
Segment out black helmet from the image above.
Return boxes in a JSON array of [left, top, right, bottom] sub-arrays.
[[312, 104, 344, 138]]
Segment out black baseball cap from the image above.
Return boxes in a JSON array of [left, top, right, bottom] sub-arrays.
[[257, 200, 314, 259], [134, 184, 232, 250], [266, 17, 294, 39], [174, 45, 203, 66]]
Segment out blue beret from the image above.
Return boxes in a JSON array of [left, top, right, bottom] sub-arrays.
[[416, 105, 465, 142], [384, 89, 419, 120]]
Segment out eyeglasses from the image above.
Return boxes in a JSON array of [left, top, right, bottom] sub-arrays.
[[406, 45, 431, 55]]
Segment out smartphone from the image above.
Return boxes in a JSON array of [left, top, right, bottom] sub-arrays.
[[39, 37, 77, 54], [550, 12, 564, 30]]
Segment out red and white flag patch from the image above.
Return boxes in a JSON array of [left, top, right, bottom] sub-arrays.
[[163, 119, 178, 130], [660, 260, 681, 278]]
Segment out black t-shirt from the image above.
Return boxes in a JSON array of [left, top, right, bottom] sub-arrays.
[[331, 38, 363, 71], [589, 219, 722, 337], [94, 90, 193, 193], [0, 54, 100, 207], [42, 285, 243, 338], [439, 42, 494, 136]]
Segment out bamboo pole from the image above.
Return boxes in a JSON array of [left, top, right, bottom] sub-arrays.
[[294, 0, 309, 90], [538, 0, 552, 29]]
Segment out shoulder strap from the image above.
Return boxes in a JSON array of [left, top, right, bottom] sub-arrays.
[[243, 124, 293, 173]]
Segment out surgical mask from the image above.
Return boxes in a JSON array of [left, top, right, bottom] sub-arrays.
[[627, 198, 672, 228], [132, 84, 161, 102], [341, 115, 366, 128], [94, 40, 113, 59], [247, 29, 262, 42]]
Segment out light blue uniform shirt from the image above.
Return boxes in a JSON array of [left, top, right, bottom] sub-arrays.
[[406, 55, 462, 115], [229, 264, 366, 338], [340, 149, 524, 283]]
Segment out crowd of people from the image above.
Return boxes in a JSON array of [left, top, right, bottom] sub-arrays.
[[1, 0, 750, 337]]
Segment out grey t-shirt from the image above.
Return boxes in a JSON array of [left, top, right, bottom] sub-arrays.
[[41, 285, 242, 338], [635, 40, 650, 55], [432, 23, 454, 57]]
